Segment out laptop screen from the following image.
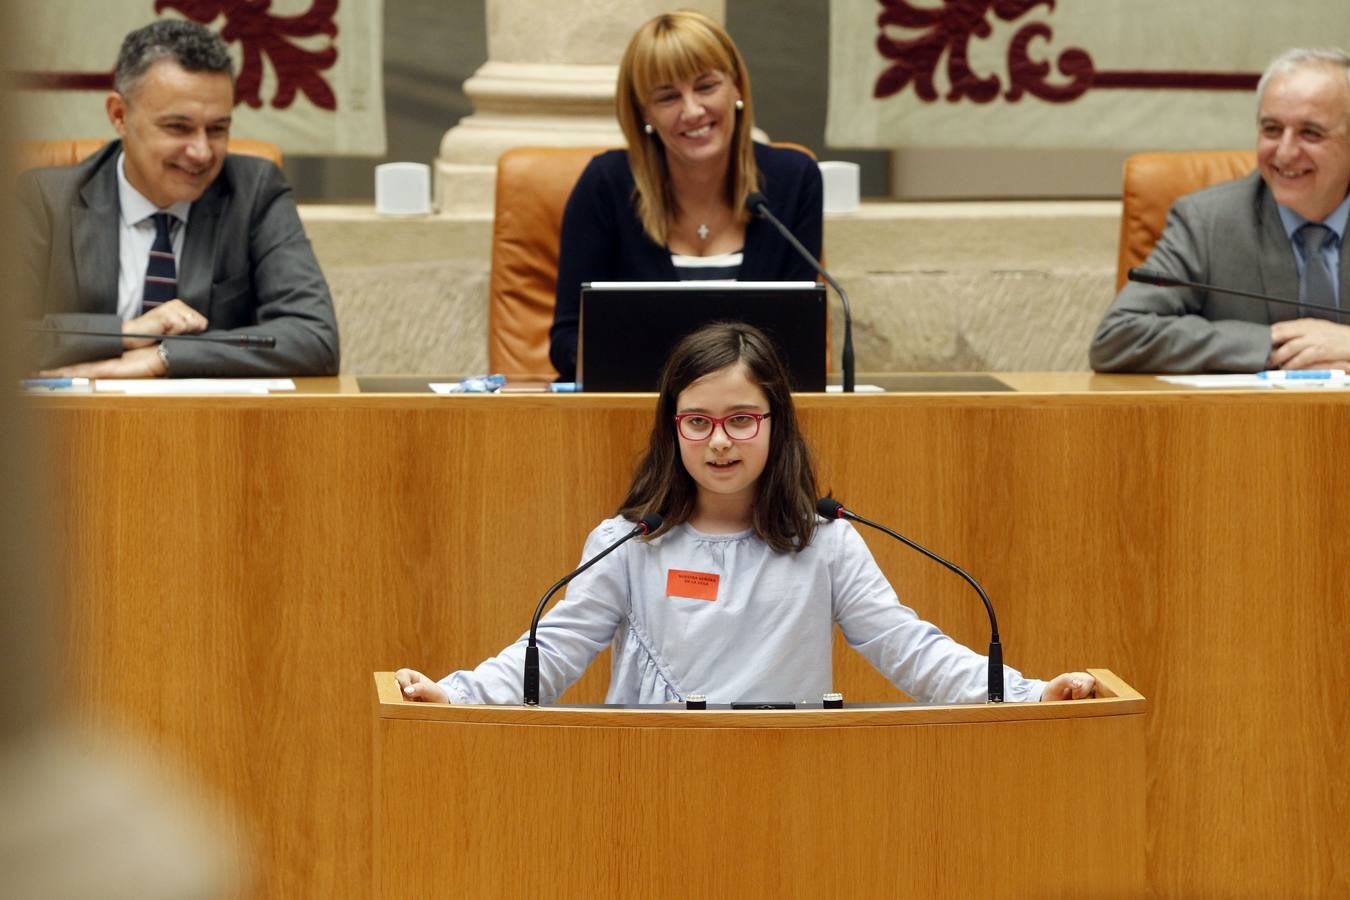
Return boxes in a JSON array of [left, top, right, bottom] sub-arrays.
[[577, 282, 828, 392]]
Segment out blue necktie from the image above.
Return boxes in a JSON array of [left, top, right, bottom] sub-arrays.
[[141, 212, 177, 314], [1297, 223, 1338, 320]]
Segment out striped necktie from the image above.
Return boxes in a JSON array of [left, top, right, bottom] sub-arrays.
[[1297, 223, 1338, 321], [141, 212, 178, 314]]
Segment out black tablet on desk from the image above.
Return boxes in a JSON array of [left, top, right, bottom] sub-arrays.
[[577, 281, 828, 392]]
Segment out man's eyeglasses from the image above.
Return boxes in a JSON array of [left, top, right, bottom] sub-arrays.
[[673, 412, 771, 441]]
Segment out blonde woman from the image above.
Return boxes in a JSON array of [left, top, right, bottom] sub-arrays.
[[548, 11, 823, 382]]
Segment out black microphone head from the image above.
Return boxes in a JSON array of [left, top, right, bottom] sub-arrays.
[[636, 512, 664, 534], [815, 497, 846, 520], [1127, 267, 1176, 287], [744, 191, 769, 215]]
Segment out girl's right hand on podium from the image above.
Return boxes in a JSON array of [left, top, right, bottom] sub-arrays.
[[395, 668, 451, 703]]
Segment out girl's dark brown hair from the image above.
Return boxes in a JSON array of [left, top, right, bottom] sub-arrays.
[[619, 322, 818, 552]]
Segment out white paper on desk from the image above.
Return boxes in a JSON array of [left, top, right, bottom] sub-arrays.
[[94, 379, 296, 394], [1156, 375, 1270, 388], [1157, 374, 1350, 389], [826, 384, 885, 393], [1270, 379, 1350, 389]]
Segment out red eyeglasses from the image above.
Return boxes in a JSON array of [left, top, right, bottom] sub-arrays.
[[673, 412, 770, 441]]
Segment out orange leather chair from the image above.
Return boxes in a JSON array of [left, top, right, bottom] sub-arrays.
[[488, 146, 610, 380], [16, 137, 283, 171], [1115, 149, 1256, 291], [487, 142, 822, 380]]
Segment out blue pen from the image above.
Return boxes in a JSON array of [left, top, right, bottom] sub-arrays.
[[1257, 370, 1345, 381], [23, 377, 91, 389], [549, 382, 580, 393]]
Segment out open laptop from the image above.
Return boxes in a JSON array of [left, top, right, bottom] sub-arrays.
[[576, 281, 828, 392]]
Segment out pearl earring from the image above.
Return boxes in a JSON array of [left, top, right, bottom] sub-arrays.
[[735, 99, 744, 111], [644, 123, 654, 135]]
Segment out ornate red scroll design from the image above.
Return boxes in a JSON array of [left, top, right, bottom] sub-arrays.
[[158, 1, 340, 110], [13, 4, 341, 111], [13, 72, 115, 91], [875, 0, 1258, 104]]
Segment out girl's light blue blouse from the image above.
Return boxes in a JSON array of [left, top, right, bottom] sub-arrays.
[[439, 516, 1046, 706]]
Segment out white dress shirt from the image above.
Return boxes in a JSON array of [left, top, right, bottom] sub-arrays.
[[116, 153, 192, 320], [1275, 191, 1350, 308]]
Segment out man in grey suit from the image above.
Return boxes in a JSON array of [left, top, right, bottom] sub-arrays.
[[21, 20, 339, 378], [1091, 48, 1350, 373]]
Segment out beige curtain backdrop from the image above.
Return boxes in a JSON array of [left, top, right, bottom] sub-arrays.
[[828, 0, 1350, 150], [13, 1, 385, 155]]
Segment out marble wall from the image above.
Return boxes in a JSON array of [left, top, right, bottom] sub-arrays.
[[305, 200, 1121, 376]]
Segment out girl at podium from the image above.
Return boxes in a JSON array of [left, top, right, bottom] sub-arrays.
[[397, 323, 1094, 706]]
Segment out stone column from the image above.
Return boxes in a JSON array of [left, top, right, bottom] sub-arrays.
[[436, 0, 724, 215]]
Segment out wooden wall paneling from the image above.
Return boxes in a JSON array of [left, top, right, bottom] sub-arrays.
[[37, 384, 1350, 898]]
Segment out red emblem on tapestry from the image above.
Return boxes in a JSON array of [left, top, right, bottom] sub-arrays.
[[874, 0, 1258, 104], [158, 1, 340, 110], [16, 2, 341, 112]]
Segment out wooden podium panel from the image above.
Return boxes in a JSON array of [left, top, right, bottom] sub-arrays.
[[372, 670, 1145, 899], [33, 375, 1350, 898]]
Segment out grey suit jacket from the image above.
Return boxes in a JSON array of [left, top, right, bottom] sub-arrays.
[[19, 140, 340, 376], [1090, 171, 1350, 373]]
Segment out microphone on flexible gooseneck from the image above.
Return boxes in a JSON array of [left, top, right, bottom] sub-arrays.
[[816, 497, 1003, 703], [523, 512, 663, 706], [1127, 267, 1348, 322], [745, 191, 856, 393], [26, 325, 277, 348]]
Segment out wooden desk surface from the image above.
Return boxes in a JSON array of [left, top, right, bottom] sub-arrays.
[[33, 374, 1350, 898], [296, 370, 1313, 395]]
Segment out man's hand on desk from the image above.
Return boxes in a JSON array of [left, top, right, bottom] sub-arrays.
[[39, 300, 209, 378], [122, 299, 208, 349], [395, 668, 451, 703], [1268, 319, 1350, 370], [40, 344, 167, 379]]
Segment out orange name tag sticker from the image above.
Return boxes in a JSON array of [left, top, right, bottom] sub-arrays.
[[666, 569, 720, 602]]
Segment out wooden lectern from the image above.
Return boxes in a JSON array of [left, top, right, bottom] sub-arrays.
[[372, 670, 1145, 898]]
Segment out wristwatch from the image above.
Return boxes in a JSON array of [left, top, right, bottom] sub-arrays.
[[157, 342, 170, 374]]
